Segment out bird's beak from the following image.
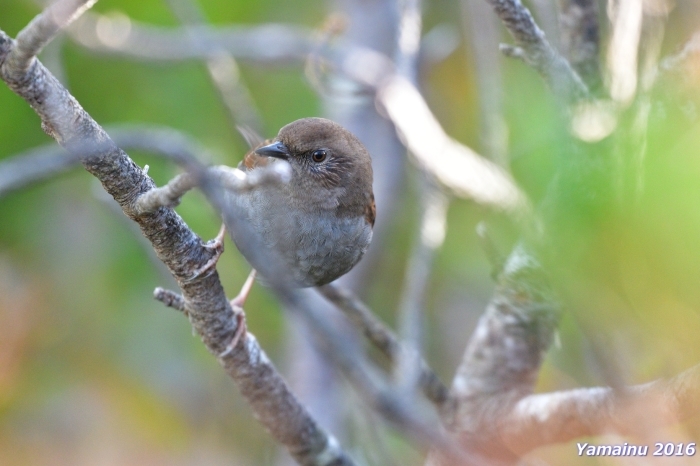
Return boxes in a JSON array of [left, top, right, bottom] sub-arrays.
[[254, 141, 290, 160]]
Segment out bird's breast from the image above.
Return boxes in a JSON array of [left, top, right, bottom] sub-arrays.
[[226, 185, 372, 287], [292, 212, 372, 286]]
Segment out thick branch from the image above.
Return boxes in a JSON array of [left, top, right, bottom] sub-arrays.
[[0, 7, 351, 464], [7, 0, 97, 74], [426, 244, 560, 464], [500, 364, 700, 454], [0, 125, 216, 197]]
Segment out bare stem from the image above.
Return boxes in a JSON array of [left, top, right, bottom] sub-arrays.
[[318, 283, 449, 407], [69, 12, 315, 64], [485, 0, 589, 102], [8, 0, 98, 74]]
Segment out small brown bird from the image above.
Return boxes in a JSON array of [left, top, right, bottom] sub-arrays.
[[226, 117, 375, 290]]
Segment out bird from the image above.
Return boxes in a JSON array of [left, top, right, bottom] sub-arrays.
[[220, 117, 375, 321]]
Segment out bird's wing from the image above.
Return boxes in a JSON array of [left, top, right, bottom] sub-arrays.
[[238, 138, 276, 171], [236, 124, 264, 149], [235, 124, 274, 172], [365, 192, 376, 227]]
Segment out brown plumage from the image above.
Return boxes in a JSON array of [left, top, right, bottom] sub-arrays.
[[228, 117, 375, 287]]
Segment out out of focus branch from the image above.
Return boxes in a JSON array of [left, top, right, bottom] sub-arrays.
[[606, 0, 643, 104], [166, 0, 264, 135], [557, 0, 601, 91], [379, 76, 526, 212], [0, 125, 217, 197], [462, 0, 508, 165], [426, 244, 561, 465], [392, 0, 436, 405], [320, 46, 526, 212], [318, 284, 449, 407], [659, 31, 700, 77], [395, 179, 448, 397], [499, 363, 700, 454], [0, 144, 78, 197], [429, 359, 700, 461], [69, 11, 315, 64], [484, 0, 589, 102]]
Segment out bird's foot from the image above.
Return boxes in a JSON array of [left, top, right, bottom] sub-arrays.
[[218, 269, 257, 357], [219, 309, 247, 358], [188, 223, 227, 281]]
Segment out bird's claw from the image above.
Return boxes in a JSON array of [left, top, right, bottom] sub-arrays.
[[187, 223, 227, 281]]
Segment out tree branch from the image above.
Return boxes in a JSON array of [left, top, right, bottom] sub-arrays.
[[378, 75, 527, 212], [166, 0, 264, 136], [556, 0, 601, 91], [426, 244, 561, 464], [0, 125, 216, 197], [500, 363, 700, 454], [69, 11, 315, 64], [484, 0, 589, 102], [0, 3, 352, 464], [462, 0, 509, 165], [318, 284, 449, 407], [658, 31, 700, 77]]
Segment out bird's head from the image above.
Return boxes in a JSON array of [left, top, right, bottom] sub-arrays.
[[254, 117, 374, 223]]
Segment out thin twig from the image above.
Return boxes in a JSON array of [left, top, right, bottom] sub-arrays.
[[557, 0, 601, 91], [484, 0, 589, 102], [154, 287, 187, 313], [133, 172, 196, 214], [659, 31, 700, 74], [318, 284, 449, 407], [69, 12, 315, 64], [133, 163, 292, 215]]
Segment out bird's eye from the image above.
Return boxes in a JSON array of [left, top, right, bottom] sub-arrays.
[[311, 149, 327, 163]]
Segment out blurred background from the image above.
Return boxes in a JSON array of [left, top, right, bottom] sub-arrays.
[[2, 0, 700, 464]]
